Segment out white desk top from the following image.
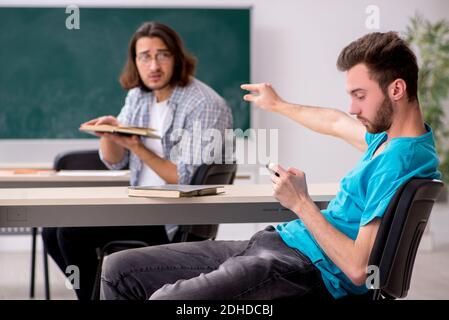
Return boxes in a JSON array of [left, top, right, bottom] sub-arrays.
[[0, 183, 338, 206], [0, 184, 339, 227]]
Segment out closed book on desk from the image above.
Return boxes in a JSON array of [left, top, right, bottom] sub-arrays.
[[80, 124, 161, 139], [128, 184, 225, 198]]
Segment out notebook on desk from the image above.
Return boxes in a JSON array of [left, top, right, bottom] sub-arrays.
[[128, 184, 225, 198]]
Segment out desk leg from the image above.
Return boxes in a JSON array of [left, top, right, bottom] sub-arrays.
[[29, 227, 37, 298], [43, 243, 50, 300]]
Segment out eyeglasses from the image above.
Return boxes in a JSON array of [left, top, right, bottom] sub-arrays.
[[136, 51, 173, 64]]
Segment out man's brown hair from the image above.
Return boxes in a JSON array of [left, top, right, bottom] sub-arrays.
[[119, 21, 196, 91], [337, 31, 419, 102]]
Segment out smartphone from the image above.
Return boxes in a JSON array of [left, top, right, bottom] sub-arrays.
[[265, 163, 280, 177]]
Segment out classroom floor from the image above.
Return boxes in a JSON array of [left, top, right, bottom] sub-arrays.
[[1, 245, 449, 300]]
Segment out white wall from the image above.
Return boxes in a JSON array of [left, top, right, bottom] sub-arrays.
[[2, 0, 449, 182], [1, 0, 449, 246]]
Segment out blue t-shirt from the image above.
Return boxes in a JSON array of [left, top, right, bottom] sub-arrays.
[[277, 124, 441, 299]]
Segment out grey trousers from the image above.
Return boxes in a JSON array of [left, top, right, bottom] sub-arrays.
[[101, 226, 332, 300]]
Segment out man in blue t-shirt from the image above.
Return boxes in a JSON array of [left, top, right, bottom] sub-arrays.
[[101, 31, 441, 300]]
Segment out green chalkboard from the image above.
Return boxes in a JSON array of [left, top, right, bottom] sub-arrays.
[[0, 7, 250, 138]]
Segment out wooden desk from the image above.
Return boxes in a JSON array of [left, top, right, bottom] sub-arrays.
[[0, 184, 338, 228], [0, 162, 53, 170], [0, 170, 130, 188]]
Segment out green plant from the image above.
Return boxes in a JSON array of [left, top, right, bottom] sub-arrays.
[[404, 13, 449, 184]]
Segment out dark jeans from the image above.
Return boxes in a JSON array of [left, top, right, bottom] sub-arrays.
[[101, 226, 332, 300], [42, 225, 169, 300]]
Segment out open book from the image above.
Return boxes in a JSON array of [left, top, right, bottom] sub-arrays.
[[80, 124, 161, 139], [128, 184, 225, 198]]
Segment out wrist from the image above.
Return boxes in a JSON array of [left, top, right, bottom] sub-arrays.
[[276, 99, 296, 116], [131, 141, 145, 155], [293, 195, 312, 216], [272, 99, 284, 113]]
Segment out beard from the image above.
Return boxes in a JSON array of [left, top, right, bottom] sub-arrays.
[[365, 95, 393, 134], [147, 81, 170, 91], [144, 75, 171, 92]]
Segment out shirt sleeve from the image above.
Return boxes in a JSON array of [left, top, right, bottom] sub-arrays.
[[173, 98, 233, 184], [98, 89, 138, 170], [360, 170, 405, 226], [117, 88, 139, 126], [99, 148, 129, 170]]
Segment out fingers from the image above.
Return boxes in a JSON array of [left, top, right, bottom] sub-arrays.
[[96, 115, 118, 125], [108, 133, 138, 146], [241, 83, 261, 103], [272, 183, 279, 194], [102, 132, 118, 142], [108, 133, 125, 142], [240, 83, 271, 91], [272, 165, 304, 178], [80, 115, 117, 127], [270, 165, 288, 196], [243, 94, 256, 102], [287, 167, 303, 176], [240, 83, 260, 91], [273, 164, 288, 177], [80, 118, 99, 126], [129, 135, 140, 143], [270, 174, 280, 184], [106, 134, 130, 149]]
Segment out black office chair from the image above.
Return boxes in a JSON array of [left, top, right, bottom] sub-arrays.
[[175, 163, 237, 242], [53, 149, 108, 171], [90, 163, 238, 300], [31, 150, 109, 300], [342, 178, 444, 301], [366, 178, 443, 300]]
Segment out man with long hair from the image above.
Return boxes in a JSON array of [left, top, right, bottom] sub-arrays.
[[42, 22, 232, 300]]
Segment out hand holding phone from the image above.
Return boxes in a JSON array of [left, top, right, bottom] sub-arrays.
[[266, 162, 280, 177]]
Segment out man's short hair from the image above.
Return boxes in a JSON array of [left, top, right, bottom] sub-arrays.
[[337, 31, 419, 102], [120, 21, 196, 91]]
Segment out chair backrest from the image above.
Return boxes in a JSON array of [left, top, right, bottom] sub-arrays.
[[175, 163, 238, 242], [367, 178, 444, 299], [53, 150, 108, 171], [190, 163, 237, 185]]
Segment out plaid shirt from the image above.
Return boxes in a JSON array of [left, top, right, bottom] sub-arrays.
[[100, 78, 233, 186]]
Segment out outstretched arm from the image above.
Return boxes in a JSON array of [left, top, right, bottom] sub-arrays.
[[241, 83, 367, 152]]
